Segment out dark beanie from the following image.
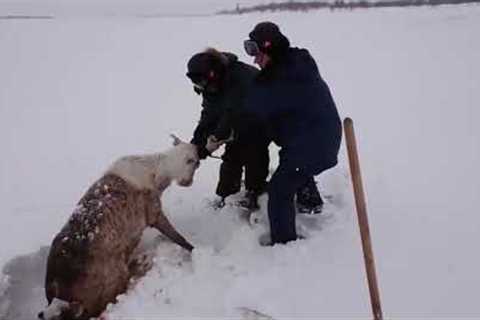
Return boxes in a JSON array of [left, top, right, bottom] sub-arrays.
[[249, 21, 290, 57], [186, 51, 226, 82]]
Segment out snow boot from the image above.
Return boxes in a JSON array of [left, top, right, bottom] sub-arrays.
[[296, 178, 324, 215], [238, 190, 260, 211], [258, 233, 306, 246], [208, 196, 226, 210], [297, 202, 323, 215], [258, 233, 272, 246]]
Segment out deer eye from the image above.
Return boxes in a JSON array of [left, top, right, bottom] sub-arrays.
[[187, 158, 200, 168]]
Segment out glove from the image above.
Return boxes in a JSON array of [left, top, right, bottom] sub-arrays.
[[196, 145, 210, 160], [205, 135, 224, 153]]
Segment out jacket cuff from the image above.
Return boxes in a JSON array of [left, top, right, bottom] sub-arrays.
[[196, 145, 210, 159]]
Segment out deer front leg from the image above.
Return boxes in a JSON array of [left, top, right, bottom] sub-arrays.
[[149, 197, 193, 252], [152, 211, 194, 252]]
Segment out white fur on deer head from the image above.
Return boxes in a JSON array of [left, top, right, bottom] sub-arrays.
[[106, 135, 200, 191], [163, 137, 200, 187]]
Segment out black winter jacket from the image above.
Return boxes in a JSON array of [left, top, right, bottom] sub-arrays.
[[191, 53, 268, 159], [244, 48, 342, 172]]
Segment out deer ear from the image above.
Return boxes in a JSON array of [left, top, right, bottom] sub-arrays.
[[170, 134, 182, 146]]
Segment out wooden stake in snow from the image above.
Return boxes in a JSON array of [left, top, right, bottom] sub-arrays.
[[343, 117, 383, 320]]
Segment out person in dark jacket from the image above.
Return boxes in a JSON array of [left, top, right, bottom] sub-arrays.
[[243, 22, 342, 245], [187, 48, 270, 209]]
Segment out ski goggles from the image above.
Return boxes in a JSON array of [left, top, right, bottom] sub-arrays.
[[244, 39, 261, 57]]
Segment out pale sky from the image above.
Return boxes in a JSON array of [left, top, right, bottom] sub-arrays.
[[0, 0, 264, 16]]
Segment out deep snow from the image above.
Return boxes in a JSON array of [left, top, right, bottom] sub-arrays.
[[1, 4, 479, 319]]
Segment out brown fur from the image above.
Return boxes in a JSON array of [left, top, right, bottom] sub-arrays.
[[44, 173, 192, 319]]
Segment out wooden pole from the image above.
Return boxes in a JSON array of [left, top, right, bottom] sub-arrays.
[[343, 117, 383, 320]]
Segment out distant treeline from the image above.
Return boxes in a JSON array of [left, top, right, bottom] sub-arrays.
[[217, 0, 480, 14], [0, 15, 53, 19]]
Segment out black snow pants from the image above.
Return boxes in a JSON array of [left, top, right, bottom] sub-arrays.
[[215, 141, 270, 198]]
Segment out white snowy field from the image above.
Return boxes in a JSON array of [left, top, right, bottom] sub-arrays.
[[1, 4, 480, 319]]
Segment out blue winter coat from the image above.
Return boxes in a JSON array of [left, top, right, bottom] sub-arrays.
[[244, 48, 342, 172]]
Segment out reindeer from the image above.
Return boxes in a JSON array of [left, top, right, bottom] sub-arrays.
[[38, 135, 200, 320]]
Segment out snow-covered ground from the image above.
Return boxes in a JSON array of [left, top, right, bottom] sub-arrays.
[[1, 4, 479, 319]]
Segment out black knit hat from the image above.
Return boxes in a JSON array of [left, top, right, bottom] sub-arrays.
[[186, 52, 226, 84], [249, 22, 290, 57]]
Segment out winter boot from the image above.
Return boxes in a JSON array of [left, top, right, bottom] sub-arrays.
[[296, 178, 324, 215], [297, 202, 323, 215], [258, 233, 306, 247], [258, 233, 272, 246], [238, 190, 260, 211], [297, 202, 313, 214], [312, 203, 323, 214], [209, 196, 226, 210]]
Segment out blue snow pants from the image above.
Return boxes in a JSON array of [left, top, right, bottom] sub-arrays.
[[268, 161, 326, 244]]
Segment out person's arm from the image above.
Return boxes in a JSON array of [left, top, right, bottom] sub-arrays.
[[211, 83, 241, 141], [212, 109, 233, 141], [191, 106, 217, 159]]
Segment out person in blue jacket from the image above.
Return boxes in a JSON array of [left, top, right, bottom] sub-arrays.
[[243, 22, 342, 245]]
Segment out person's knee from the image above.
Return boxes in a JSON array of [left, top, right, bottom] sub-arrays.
[[268, 177, 294, 201]]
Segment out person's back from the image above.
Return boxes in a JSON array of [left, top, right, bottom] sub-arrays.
[[247, 46, 341, 171], [242, 21, 342, 244]]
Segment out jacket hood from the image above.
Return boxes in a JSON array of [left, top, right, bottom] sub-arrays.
[[223, 52, 238, 65], [281, 48, 320, 83]]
